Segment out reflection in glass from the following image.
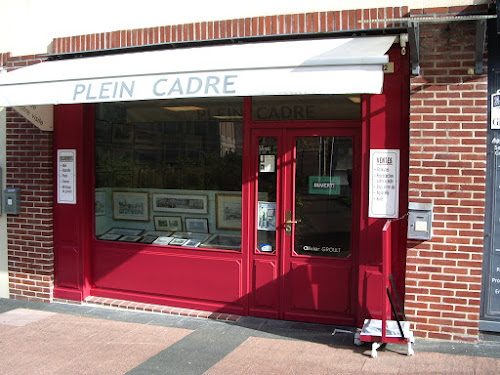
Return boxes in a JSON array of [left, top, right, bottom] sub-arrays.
[[94, 98, 243, 251], [257, 137, 278, 253], [294, 137, 353, 258], [252, 95, 360, 121]]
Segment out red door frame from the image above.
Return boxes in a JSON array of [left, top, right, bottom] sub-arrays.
[[247, 119, 362, 325]]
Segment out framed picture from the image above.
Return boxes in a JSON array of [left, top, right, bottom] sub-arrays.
[[143, 230, 172, 237], [154, 216, 183, 232], [170, 238, 188, 246], [139, 234, 159, 244], [153, 236, 175, 245], [99, 233, 121, 241], [106, 227, 144, 236], [200, 233, 241, 250], [153, 193, 208, 214], [112, 192, 149, 221], [95, 191, 106, 216], [216, 194, 242, 230], [117, 235, 142, 242], [185, 218, 209, 233], [182, 239, 201, 247], [172, 232, 210, 242]]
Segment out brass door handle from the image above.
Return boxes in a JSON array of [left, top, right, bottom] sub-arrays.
[[285, 210, 301, 224], [285, 211, 301, 236]]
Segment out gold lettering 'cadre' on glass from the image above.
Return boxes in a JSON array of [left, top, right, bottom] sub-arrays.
[[252, 95, 361, 121]]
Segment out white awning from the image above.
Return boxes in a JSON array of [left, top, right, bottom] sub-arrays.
[[0, 35, 396, 107]]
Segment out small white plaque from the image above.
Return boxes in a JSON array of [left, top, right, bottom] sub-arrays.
[[57, 149, 76, 204]]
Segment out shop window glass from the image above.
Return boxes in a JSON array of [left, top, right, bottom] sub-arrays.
[[94, 98, 244, 252], [252, 95, 360, 121], [256, 137, 278, 253]]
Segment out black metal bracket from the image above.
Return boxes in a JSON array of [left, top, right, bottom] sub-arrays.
[[406, 15, 491, 76], [476, 19, 487, 74], [407, 21, 420, 76]]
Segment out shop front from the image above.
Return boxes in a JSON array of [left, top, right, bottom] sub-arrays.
[[0, 35, 409, 326]]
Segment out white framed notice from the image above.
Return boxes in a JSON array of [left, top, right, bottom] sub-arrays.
[[369, 149, 400, 218], [492, 92, 500, 129], [57, 149, 76, 204]]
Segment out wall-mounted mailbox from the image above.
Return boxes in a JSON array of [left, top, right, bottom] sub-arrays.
[[4, 188, 21, 215], [407, 202, 433, 240]]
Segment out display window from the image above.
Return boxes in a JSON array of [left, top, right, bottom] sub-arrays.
[[94, 97, 244, 251]]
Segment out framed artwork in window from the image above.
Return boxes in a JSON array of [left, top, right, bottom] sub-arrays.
[[216, 194, 242, 230], [112, 192, 149, 221], [153, 193, 208, 214]]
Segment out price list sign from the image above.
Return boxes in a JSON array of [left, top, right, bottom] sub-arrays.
[[57, 149, 76, 204], [368, 149, 400, 218]]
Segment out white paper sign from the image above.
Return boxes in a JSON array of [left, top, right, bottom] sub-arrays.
[[369, 149, 400, 218], [492, 93, 500, 129], [57, 149, 76, 204]]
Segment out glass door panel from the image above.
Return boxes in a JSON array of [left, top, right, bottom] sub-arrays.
[[293, 136, 353, 258]]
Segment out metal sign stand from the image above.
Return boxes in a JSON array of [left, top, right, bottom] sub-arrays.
[[354, 221, 415, 358]]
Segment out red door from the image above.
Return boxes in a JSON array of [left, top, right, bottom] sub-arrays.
[[249, 124, 360, 325]]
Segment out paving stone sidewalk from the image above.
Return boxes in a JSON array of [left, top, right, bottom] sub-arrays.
[[0, 298, 499, 374]]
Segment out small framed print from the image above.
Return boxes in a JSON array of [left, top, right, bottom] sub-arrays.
[[117, 235, 142, 242], [216, 194, 242, 230], [154, 216, 183, 232], [95, 191, 106, 216], [139, 235, 159, 244], [99, 233, 121, 241], [153, 193, 208, 214], [112, 192, 149, 221], [182, 239, 201, 247], [200, 233, 241, 251], [153, 236, 175, 245], [106, 228, 144, 236], [185, 218, 209, 233], [172, 232, 210, 242], [170, 238, 188, 246]]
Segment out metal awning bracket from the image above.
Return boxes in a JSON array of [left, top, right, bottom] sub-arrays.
[[476, 19, 486, 74], [407, 21, 420, 76], [364, 13, 497, 76]]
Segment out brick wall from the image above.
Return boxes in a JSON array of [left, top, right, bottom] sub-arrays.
[[3, 54, 54, 302], [406, 8, 487, 341], [51, 7, 408, 53]]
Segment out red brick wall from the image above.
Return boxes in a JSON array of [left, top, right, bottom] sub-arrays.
[[406, 8, 487, 342], [51, 7, 409, 53], [3, 54, 54, 302]]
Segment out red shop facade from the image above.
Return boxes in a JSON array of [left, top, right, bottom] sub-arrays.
[[1, 5, 490, 342]]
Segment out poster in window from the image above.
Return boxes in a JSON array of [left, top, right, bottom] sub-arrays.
[[258, 201, 276, 231]]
